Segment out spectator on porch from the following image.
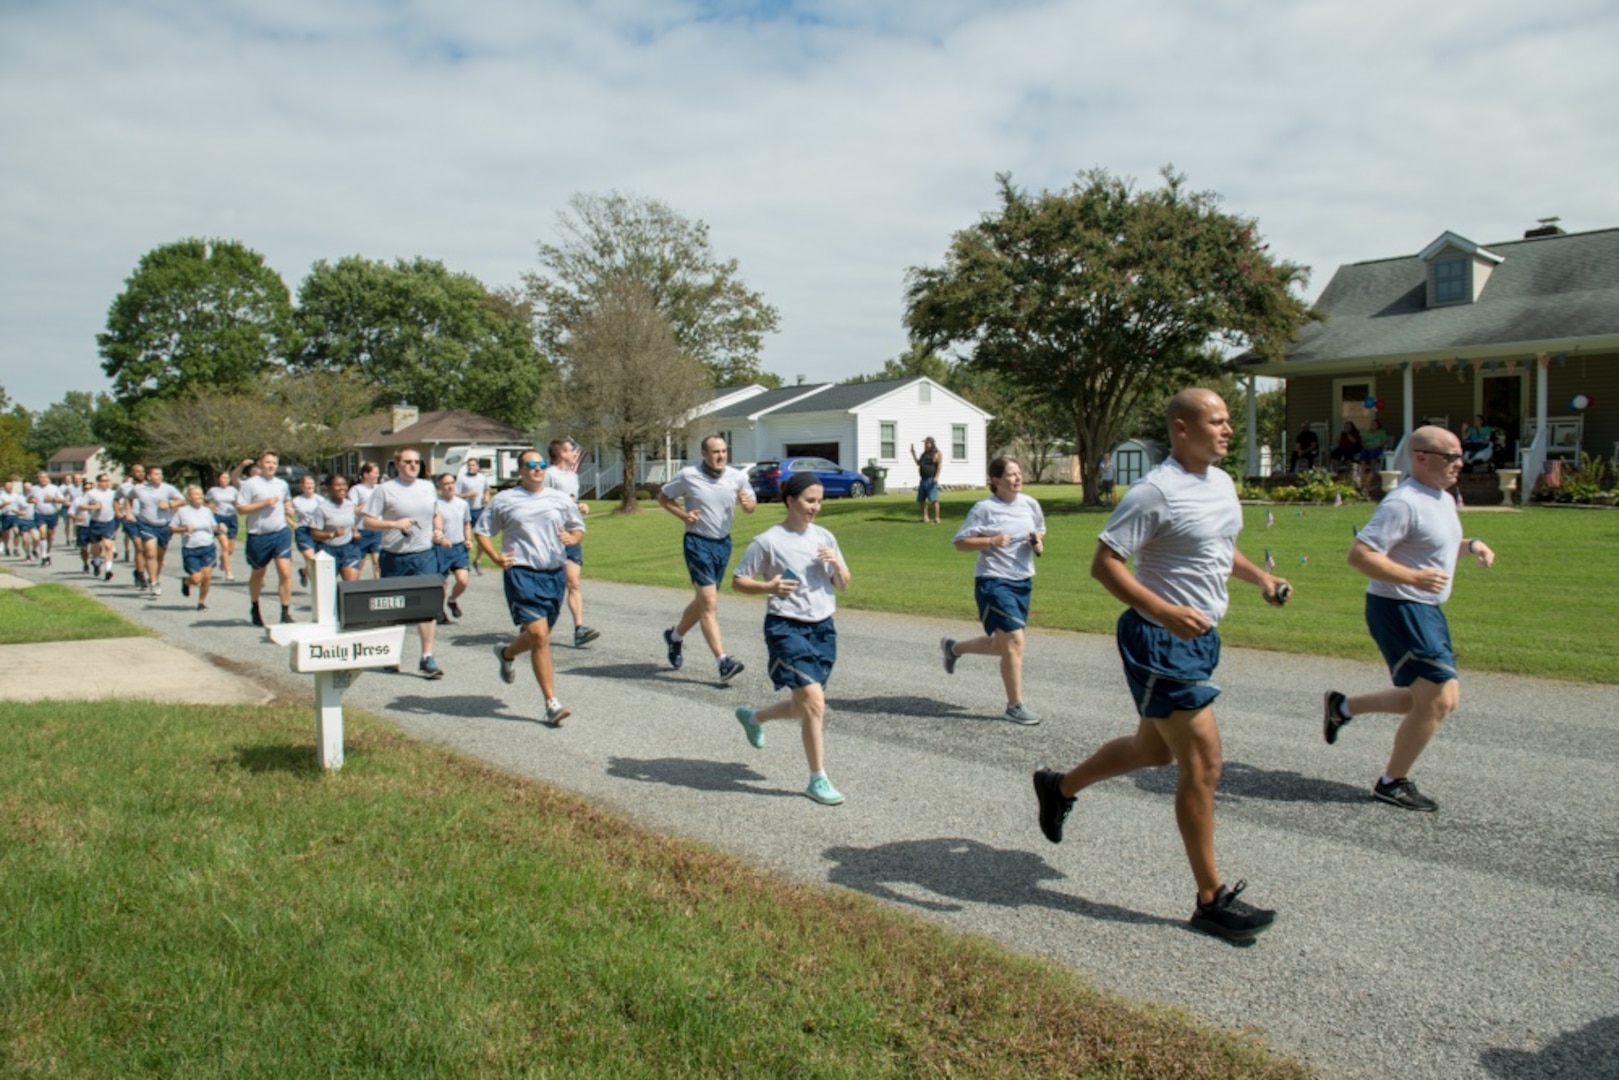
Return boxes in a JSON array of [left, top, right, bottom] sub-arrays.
[[1289, 425, 1320, 472], [1330, 421, 1363, 471]]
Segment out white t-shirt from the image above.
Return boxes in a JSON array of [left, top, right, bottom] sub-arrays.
[[475, 485, 584, 570], [660, 464, 751, 539], [1356, 478, 1464, 605], [171, 505, 220, 549], [131, 481, 183, 526], [238, 475, 291, 534], [437, 495, 471, 546], [207, 485, 239, 516], [349, 482, 377, 531], [734, 522, 845, 623], [543, 466, 581, 502], [31, 483, 62, 513], [364, 478, 438, 555], [455, 471, 490, 510], [311, 498, 356, 546], [291, 492, 322, 527], [954, 492, 1045, 581], [83, 488, 117, 524], [1097, 457, 1244, 627]]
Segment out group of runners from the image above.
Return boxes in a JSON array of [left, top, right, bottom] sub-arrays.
[[13, 388, 1493, 944]]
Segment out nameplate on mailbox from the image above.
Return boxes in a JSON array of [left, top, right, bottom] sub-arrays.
[[337, 574, 444, 628], [290, 627, 408, 673]]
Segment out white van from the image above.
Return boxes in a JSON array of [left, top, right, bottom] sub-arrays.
[[441, 445, 530, 486]]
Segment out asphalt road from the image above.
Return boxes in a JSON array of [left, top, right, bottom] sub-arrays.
[[14, 553, 1619, 1079]]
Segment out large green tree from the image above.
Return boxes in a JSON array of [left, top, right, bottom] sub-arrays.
[[98, 238, 297, 463], [547, 277, 712, 513], [294, 257, 546, 428], [906, 168, 1314, 504], [0, 387, 36, 477], [524, 192, 780, 387]]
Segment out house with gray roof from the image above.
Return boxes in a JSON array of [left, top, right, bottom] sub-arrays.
[[1238, 224, 1619, 496]]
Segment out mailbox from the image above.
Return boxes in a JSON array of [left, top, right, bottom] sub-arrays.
[[337, 574, 445, 629]]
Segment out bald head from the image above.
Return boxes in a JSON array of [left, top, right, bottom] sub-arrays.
[[1408, 425, 1460, 454], [1167, 388, 1222, 428]]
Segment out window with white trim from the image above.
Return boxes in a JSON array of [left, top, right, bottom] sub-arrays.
[[951, 424, 968, 461], [879, 421, 896, 460]]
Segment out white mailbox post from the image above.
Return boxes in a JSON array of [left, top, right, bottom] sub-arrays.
[[267, 552, 406, 770]]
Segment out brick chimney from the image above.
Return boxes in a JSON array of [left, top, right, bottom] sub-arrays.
[[391, 404, 419, 432]]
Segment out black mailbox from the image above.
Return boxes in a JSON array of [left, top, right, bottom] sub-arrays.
[[337, 575, 445, 629]]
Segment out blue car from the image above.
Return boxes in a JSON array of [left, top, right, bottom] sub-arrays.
[[749, 458, 870, 501]]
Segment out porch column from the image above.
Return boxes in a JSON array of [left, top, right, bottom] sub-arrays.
[[1402, 362, 1415, 440], [1244, 375, 1259, 478]]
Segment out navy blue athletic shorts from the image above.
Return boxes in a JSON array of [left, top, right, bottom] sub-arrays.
[[683, 533, 733, 587], [503, 564, 566, 629], [765, 613, 837, 691], [1365, 594, 1456, 687], [246, 528, 293, 569], [1116, 608, 1222, 719], [975, 576, 1031, 635]]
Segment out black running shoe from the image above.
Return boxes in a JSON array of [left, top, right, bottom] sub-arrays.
[[250, 604, 264, 628], [298, 567, 307, 587], [1373, 777, 1438, 812], [1190, 880, 1276, 944], [1033, 769, 1075, 844], [1323, 690, 1349, 744], [280, 607, 294, 625], [447, 599, 462, 619], [718, 656, 745, 683], [663, 627, 683, 669], [181, 579, 190, 598]]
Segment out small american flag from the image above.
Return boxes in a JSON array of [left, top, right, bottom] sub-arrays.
[[1264, 548, 1275, 575], [1265, 509, 1275, 528], [1455, 487, 1464, 508], [1334, 492, 1343, 508]]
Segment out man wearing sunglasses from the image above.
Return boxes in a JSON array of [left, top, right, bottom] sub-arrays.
[[362, 448, 446, 679], [476, 451, 585, 726], [1323, 425, 1496, 812]]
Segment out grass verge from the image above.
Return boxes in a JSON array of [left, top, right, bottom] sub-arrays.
[[0, 583, 149, 645], [575, 489, 1619, 683], [0, 699, 1309, 1078]]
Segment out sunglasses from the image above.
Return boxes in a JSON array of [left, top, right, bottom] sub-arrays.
[[520, 459, 545, 468], [1415, 449, 1464, 463], [399, 459, 422, 466]]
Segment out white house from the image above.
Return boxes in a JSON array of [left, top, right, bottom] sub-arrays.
[[567, 377, 994, 496], [46, 445, 123, 483]]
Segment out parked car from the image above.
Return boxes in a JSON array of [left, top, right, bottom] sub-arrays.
[[749, 458, 870, 501]]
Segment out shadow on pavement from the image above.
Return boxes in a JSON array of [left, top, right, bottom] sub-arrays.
[[824, 836, 1180, 927], [445, 632, 510, 648], [568, 661, 672, 681], [828, 694, 981, 721], [386, 692, 539, 724], [606, 756, 794, 798], [1479, 1014, 1619, 1078], [1132, 759, 1367, 804]]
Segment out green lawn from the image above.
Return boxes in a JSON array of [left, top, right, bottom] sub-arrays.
[[577, 488, 1619, 684], [0, 698, 1307, 1079], [0, 582, 149, 645]]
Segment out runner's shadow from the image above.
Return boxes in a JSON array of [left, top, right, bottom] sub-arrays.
[[829, 695, 980, 721], [386, 693, 537, 724], [192, 619, 247, 629], [568, 661, 670, 681], [1480, 1015, 1619, 1078], [446, 632, 510, 647], [824, 837, 1179, 926], [1131, 760, 1366, 804], [606, 756, 794, 798]]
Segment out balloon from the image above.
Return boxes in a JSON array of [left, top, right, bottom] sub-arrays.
[[1374, 398, 1385, 411], [1363, 396, 1377, 409], [1569, 394, 1592, 411]]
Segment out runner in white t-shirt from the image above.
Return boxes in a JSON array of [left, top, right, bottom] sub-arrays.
[[455, 458, 491, 575], [543, 438, 598, 647]]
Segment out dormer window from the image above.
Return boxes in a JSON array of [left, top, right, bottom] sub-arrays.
[[1418, 231, 1503, 308], [1432, 258, 1467, 304]]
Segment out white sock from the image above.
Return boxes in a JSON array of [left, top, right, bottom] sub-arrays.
[[809, 770, 827, 782], [546, 697, 561, 711], [669, 628, 683, 642]]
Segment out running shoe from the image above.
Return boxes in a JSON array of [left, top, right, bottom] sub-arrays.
[[1373, 777, 1438, 812], [250, 603, 264, 628], [735, 705, 765, 749], [663, 627, 683, 669], [181, 579, 191, 598], [1189, 880, 1276, 945], [574, 625, 601, 647], [493, 644, 515, 684], [435, 611, 451, 625], [717, 656, 745, 683], [805, 776, 845, 806], [1033, 769, 1075, 844], [447, 599, 462, 619], [149, 583, 161, 599], [104, 569, 114, 581], [940, 637, 958, 675], [279, 608, 294, 625], [298, 567, 307, 587], [1004, 702, 1041, 725], [419, 656, 444, 680], [197, 603, 207, 611], [1323, 690, 1350, 745], [545, 700, 570, 726]]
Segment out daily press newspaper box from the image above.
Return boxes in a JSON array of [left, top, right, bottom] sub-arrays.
[[336, 575, 444, 629], [268, 557, 444, 770]]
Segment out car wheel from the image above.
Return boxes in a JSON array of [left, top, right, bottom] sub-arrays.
[[848, 481, 867, 499]]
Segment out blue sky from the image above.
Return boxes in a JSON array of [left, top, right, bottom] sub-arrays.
[[3, 0, 1616, 412]]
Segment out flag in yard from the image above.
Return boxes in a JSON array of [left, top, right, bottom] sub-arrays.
[[1334, 492, 1343, 508], [1456, 488, 1464, 508], [1264, 548, 1275, 575], [1300, 554, 1310, 565], [1266, 509, 1275, 528]]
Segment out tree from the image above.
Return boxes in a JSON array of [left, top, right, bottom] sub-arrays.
[[23, 393, 98, 462], [524, 192, 780, 387], [905, 168, 1314, 504], [548, 277, 712, 513], [0, 386, 36, 477], [294, 257, 547, 428], [98, 238, 297, 461], [139, 386, 284, 479], [266, 369, 379, 469]]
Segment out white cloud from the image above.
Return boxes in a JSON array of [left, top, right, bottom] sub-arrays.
[[3, 0, 1616, 413]]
